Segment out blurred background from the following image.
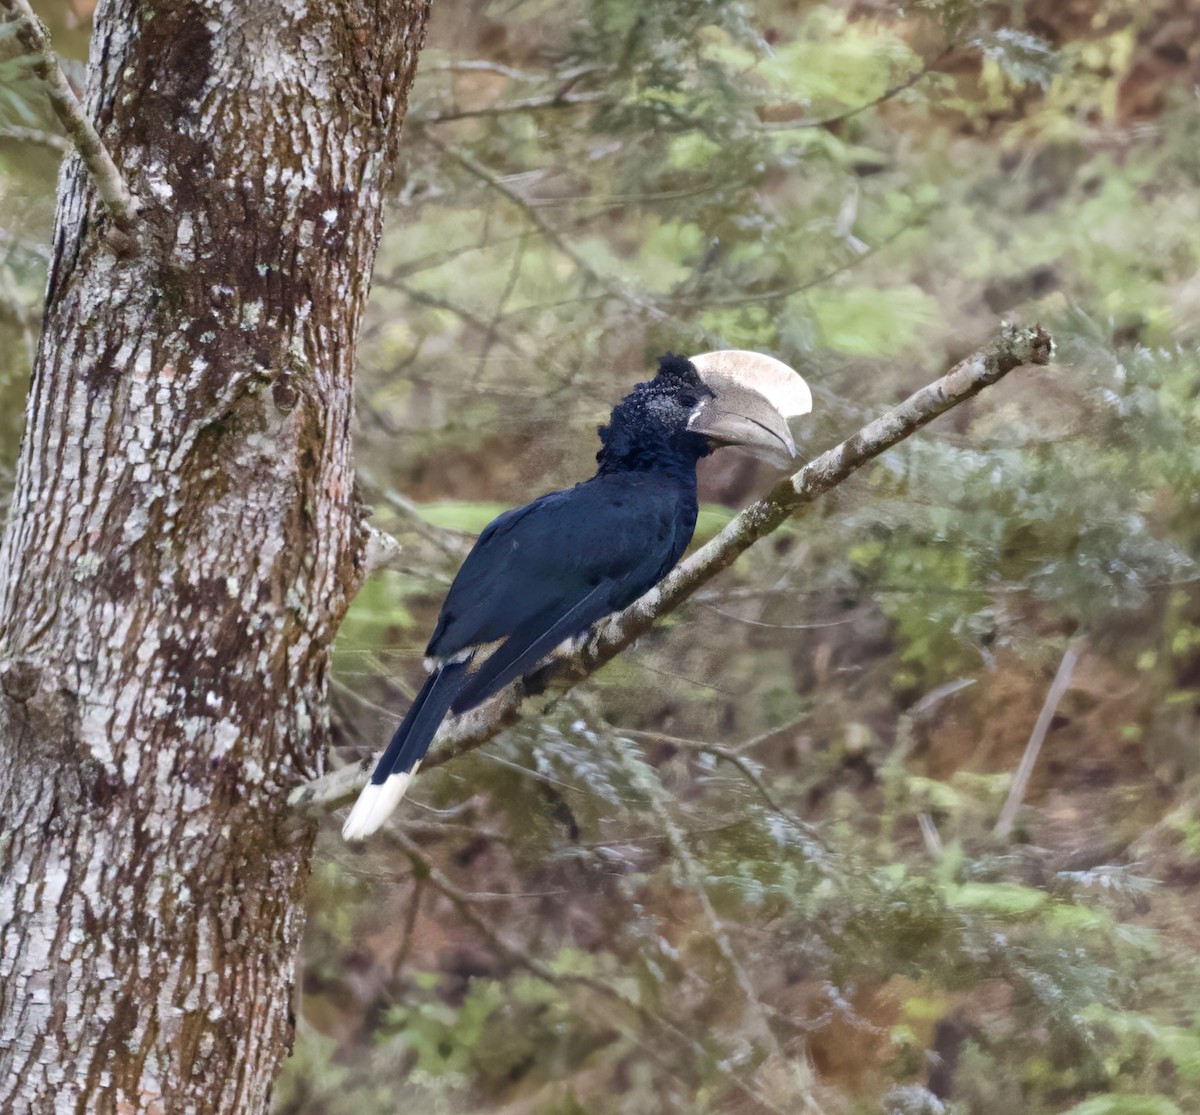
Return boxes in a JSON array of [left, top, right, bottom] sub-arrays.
[[4, 0, 1200, 1111]]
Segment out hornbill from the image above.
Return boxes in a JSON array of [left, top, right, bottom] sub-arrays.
[[342, 350, 811, 840]]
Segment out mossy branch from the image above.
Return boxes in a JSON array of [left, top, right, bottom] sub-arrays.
[[291, 324, 1054, 814]]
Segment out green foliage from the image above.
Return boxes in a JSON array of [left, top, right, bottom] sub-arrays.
[[336, 571, 419, 647], [1063, 1097, 1184, 1115], [417, 500, 509, 534]]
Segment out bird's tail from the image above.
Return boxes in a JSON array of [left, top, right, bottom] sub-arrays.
[[342, 660, 469, 841]]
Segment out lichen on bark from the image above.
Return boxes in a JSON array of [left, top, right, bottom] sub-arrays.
[[0, 1, 431, 1110]]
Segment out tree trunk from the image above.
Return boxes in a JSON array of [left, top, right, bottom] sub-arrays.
[[0, 1, 429, 1110]]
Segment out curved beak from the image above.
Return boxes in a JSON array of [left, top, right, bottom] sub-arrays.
[[686, 350, 813, 469]]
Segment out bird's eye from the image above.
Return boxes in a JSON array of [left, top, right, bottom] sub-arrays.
[[679, 392, 699, 409]]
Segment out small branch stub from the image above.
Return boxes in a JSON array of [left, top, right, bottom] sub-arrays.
[[292, 324, 1054, 815], [1, 0, 140, 237]]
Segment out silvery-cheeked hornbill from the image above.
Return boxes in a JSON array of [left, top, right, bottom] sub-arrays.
[[343, 350, 812, 840]]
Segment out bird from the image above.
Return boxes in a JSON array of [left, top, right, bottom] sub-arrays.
[[342, 350, 812, 840]]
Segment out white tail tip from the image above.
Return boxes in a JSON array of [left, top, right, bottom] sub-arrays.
[[341, 763, 420, 841]]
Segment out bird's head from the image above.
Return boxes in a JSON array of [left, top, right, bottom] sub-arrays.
[[684, 349, 813, 468], [597, 350, 812, 473]]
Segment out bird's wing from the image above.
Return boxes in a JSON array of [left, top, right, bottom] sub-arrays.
[[447, 581, 613, 713], [427, 476, 688, 681], [423, 499, 544, 657]]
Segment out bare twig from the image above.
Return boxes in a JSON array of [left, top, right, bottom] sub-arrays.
[[620, 725, 821, 848], [0, 123, 71, 153], [423, 131, 669, 322], [419, 92, 607, 124], [476, 238, 528, 381], [388, 877, 424, 976], [761, 53, 948, 133], [421, 60, 600, 85], [880, 677, 976, 857], [0, 226, 52, 263], [664, 221, 918, 309], [524, 181, 725, 210], [380, 232, 525, 281], [917, 813, 943, 859], [994, 639, 1080, 838], [377, 275, 529, 355], [421, 59, 540, 81], [0, 0, 139, 234], [357, 466, 471, 561], [290, 325, 1054, 813]]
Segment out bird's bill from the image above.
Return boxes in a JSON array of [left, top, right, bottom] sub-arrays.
[[686, 350, 812, 469]]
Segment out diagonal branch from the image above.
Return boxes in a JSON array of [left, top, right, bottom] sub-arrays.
[[661, 220, 918, 310], [619, 724, 820, 846], [994, 637, 1080, 838], [357, 465, 472, 560], [759, 50, 950, 133], [290, 324, 1053, 813], [422, 130, 669, 322], [418, 92, 607, 124], [0, 122, 72, 153], [1, 0, 139, 235]]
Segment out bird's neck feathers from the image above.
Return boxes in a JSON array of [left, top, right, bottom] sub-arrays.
[[595, 354, 713, 477]]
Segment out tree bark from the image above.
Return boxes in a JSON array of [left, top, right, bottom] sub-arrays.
[[0, 1, 429, 1111]]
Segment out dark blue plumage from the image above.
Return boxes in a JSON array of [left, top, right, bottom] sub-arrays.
[[344, 355, 718, 838], [344, 348, 812, 838]]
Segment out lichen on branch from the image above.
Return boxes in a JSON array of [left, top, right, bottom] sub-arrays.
[[0, 0, 139, 235]]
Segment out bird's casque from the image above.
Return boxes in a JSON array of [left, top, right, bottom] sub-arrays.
[[342, 350, 812, 840]]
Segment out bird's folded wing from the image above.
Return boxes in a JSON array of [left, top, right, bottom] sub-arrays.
[[427, 481, 680, 662], [447, 581, 620, 714]]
